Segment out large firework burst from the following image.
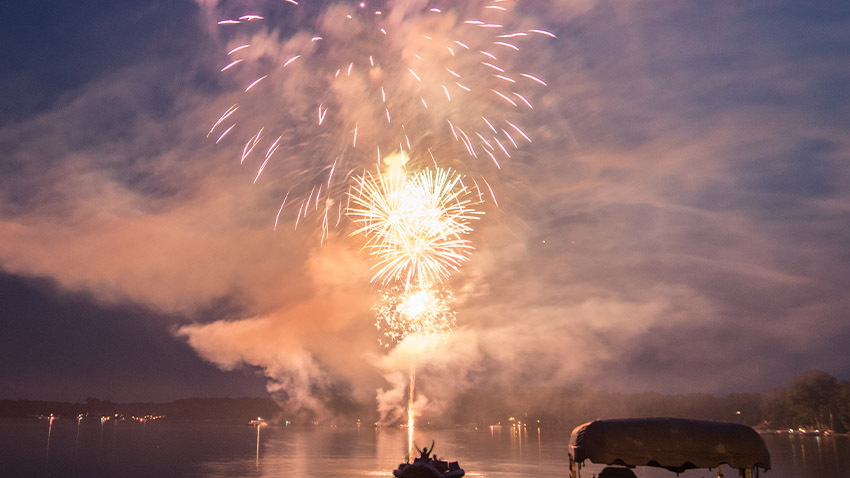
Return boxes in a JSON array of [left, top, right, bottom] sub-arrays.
[[207, 0, 553, 239]]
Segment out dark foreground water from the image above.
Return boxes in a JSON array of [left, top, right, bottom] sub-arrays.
[[1, 418, 848, 477]]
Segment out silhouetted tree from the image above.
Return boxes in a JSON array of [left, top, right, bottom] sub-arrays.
[[787, 369, 837, 430], [834, 380, 850, 433], [761, 386, 791, 429]]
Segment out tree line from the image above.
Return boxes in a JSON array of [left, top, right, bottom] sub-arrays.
[[761, 369, 850, 432], [448, 369, 850, 433]]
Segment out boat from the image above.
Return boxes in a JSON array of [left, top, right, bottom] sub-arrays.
[[568, 418, 770, 478], [393, 442, 465, 478]]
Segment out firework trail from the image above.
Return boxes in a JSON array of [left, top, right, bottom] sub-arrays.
[[408, 360, 416, 459], [207, 0, 553, 240]]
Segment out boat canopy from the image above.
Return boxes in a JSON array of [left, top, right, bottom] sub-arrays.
[[569, 418, 770, 473]]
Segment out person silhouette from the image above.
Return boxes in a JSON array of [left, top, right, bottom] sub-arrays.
[[418, 440, 435, 460]]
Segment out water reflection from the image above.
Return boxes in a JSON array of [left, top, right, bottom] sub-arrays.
[[764, 434, 850, 478], [74, 415, 83, 460], [255, 423, 260, 470], [2, 418, 849, 478], [45, 414, 55, 461]]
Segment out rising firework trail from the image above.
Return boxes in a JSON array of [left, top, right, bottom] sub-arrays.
[[408, 361, 416, 460]]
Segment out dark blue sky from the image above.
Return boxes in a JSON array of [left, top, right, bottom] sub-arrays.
[[0, 272, 267, 402], [1, 0, 849, 412]]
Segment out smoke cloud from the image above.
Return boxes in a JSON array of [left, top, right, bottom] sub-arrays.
[[1, 0, 849, 417]]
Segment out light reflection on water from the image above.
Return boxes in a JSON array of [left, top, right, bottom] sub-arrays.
[[0, 418, 848, 477]]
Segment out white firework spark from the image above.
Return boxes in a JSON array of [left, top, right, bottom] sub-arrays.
[[347, 161, 482, 285]]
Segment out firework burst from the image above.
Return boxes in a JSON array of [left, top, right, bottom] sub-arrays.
[[207, 0, 553, 239], [375, 285, 456, 347], [347, 157, 481, 285]]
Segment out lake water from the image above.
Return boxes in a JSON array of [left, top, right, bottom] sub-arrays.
[[1, 418, 848, 477]]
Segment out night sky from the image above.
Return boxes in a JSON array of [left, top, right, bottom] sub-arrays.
[[1, 0, 849, 418]]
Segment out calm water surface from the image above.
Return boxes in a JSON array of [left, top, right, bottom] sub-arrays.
[[0, 418, 848, 477]]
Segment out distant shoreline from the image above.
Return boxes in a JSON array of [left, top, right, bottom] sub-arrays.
[[0, 397, 283, 424], [4, 370, 848, 434]]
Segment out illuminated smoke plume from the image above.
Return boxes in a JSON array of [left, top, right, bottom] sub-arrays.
[[184, 0, 552, 420]]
